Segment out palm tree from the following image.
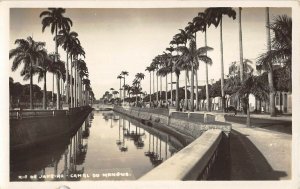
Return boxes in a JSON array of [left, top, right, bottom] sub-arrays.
[[205, 7, 236, 112], [121, 71, 129, 105], [173, 55, 182, 111], [170, 36, 184, 111], [150, 58, 160, 104], [132, 79, 141, 105], [135, 73, 145, 104], [166, 46, 176, 105], [145, 66, 154, 106], [40, 8, 72, 63], [110, 87, 114, 99], [70, 42, 85, 107], [48, 59, 66, 109], [238, 74, 268, 127], [185, 21, 199, 110], [77, 59, 88, 106], [192, 12, 212, 111], [56, 30, 79, 106], [228, 59, 254, 111], [257, 12, 292, 117], [158, 53, 173, 107], [117, 75, 123, 100], [176, 39, 213, 112], [113, 90, 119, 99], [32, 52, 53, 109], [174, 29, 194, 110], [123, 84, 132, 101], [9, 36, 46, 109], [82, 78, 90, 105], [193, 12, 212, 111]]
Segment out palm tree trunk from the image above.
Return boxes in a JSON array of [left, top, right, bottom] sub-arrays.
[[191, 66, 195, 112], [135, 94, 138, 105], [75, 63, 77, 107], [56, 74, 60, 109], [123, 77, 126, 105], [246, 96, 251, 127], [165, 74, 168, 106], [61, 78, 63, 104], [239, 7, 244, 82], [205, 30, 210, 112], [160, 75, 162, 104], [184, 70, 188, 110], [239, 7, 246, 115], [176, 74, 179, 111], [220, 17, 225, 112], [266, 7, 276, 117], [195, 69, 199, 111], [30, 62, 33, 109], [79, 77, 81, 106], [73, 63, 76, 107], [119, 79, 121, 100], [66, 52, 69, 107], [81, 79, 83, 106], [54, 23, 58, 108], [76, 70, 79, 106], [152, 71, 155, 103], [52, 73, 54, 107], [70, 57, 73, 108], [171, 71, 173, 106], [43, 71, 47, 109], [156, 72, 159, 102], [149, 72, 152, 106]]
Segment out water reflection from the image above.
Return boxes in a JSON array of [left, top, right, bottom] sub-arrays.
[[10, 111, 183, 181]]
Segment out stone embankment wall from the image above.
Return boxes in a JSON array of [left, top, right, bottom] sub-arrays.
[[113, 106, 231, 180], [114, 106, 231, 140], [10, 106, 93, 151]]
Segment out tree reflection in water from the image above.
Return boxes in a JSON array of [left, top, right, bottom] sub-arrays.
[[10, 114, 93, 181], [10, 111, 182, 181], [116, 113, 180, 168]]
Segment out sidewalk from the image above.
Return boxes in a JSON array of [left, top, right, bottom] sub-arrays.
[[229, 122, 291, 180], [233, 113, 292, 122]]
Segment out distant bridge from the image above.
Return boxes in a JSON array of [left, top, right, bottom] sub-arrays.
[[92, 103, 113, 111]]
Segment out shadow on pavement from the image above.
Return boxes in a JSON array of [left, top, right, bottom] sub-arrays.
[[225, 115, 292, 135], [230, 129, 287, 180]]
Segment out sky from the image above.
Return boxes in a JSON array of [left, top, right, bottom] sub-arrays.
[[9, 7, 291, 99]]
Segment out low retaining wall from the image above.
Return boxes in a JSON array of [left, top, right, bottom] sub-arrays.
[[140, 129, 222, 180], [113, 106, 231, 180], [114, 106, 231, 139]]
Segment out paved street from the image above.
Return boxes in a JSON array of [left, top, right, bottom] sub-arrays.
[[229, 122, 291, 180]]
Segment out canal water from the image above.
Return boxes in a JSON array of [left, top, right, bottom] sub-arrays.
[[10, 110, 184, 181]]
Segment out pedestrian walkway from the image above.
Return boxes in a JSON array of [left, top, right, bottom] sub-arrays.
[[234, 113, 292, 122], [229, 122, 291, 180]]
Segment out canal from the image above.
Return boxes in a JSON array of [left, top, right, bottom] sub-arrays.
[[10, 110, 184, 181]]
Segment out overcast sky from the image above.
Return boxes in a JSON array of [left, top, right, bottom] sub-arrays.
[[9, 7, 291, 99]]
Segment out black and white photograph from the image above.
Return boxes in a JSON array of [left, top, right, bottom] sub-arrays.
[[0, 1, 299, 189]]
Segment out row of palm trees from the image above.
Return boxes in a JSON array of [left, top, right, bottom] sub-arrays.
[[112, 7, 291, 117], [109, 72, 146, 105], [145, 8, 237, 112], [10, 8, 95, 110]]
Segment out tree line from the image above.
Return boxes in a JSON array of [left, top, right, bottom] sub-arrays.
[[9, 8, 96, 110], [103, 7, 291, 118]]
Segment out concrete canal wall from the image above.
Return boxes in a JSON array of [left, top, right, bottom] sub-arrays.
[[10, 106, 93, 151], [113, 106, 231, 180]]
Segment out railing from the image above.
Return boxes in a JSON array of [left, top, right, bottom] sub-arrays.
[[139, 129, 224, 180], [10, 106, 91, 120]]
